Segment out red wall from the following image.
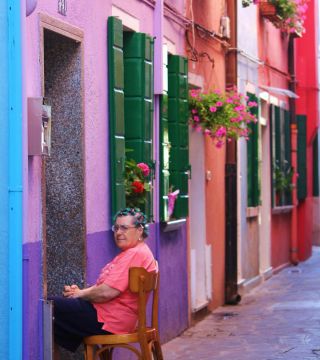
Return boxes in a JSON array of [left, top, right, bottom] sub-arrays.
[[295, 0, 318, 261]]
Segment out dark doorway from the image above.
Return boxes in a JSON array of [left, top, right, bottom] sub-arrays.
[[43, 29, 85, 297]]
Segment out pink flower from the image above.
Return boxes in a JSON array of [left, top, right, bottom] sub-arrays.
[[137, 163, 150, 177], [235, 105, 245, 112], [216, 101, 223, 107], [248, 101, 258, 107], [215, 140, 224, 148], [193, 115, 200, 122], [226, 98, 234, 103], [204, 129, 212, 135], [190, 89, 200, 98], [215, 126, 227, 137], [191, 109, 197, 114], [209, 106, 217, 113]]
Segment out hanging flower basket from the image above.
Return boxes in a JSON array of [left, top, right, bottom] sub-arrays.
[[259, 0, 277, 16], [242, 0, 308, 35], [189, 87, 258, 148]]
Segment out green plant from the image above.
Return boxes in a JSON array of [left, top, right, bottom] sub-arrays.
[[274, 160, 294, 193], [242, 0, 308, 34], [189, 87, 258, 148], [124, 159, 151, 208]]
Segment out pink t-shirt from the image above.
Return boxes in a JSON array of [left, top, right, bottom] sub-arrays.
[[93, 242, 156, 334]]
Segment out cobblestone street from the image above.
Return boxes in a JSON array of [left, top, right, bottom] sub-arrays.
[[162, 247, 320, 360]]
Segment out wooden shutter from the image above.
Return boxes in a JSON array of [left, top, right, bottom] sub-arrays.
[[247, 93, 259, 207], [160, 94, 170, 221], [274, 105, 281, 164], [108, 17, 126, 216], [168, 55, 189, 219], [297, 114, 307, 200], [284, 110, 292, 204], [123, 32, 154, 218]]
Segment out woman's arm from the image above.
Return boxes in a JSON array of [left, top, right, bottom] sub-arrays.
[[63, 284, 120, 303]]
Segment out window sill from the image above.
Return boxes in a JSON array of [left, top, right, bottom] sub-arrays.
[[272, 205, 293, 214], [161, 219, 186, 232], [246, 206, 259, 218]]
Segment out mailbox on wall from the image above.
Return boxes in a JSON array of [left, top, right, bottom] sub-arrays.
[[28, 97, 52, 156]]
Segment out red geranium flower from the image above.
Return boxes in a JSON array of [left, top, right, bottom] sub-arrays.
[[132, 181, 145, 193]]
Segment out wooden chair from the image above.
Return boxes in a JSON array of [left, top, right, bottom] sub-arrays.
[[83, 267, 163, 360]]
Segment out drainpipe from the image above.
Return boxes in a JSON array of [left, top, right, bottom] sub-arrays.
[[8, 0, 23, 358], [153, 0, 163, 329], [153, 0, 163, 256], [288, 36, 299, 265], [0, 1, 10, 357], [224, 0, 241, 304]]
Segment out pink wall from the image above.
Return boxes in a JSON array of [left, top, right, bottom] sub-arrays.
[[271, 213, 291, 269]]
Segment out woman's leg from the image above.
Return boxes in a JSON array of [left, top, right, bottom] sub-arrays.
[[49, 296, 109, 353]]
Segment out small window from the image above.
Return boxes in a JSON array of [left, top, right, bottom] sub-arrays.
[[247, 93, 260, 208], [270, 105, 292, 207]]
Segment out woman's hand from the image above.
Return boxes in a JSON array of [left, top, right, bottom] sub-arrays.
[[63, 284, 80, 298]]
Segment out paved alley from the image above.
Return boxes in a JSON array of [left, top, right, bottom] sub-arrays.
[[162, 247, 320, 360]]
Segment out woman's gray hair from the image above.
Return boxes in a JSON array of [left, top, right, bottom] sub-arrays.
[[113, 208, 149, 239]]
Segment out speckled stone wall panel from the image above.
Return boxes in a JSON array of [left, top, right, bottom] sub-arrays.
[[44, 29, 85, 296]]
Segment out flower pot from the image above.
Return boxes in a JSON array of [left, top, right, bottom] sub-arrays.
[[259, 1, 277, 16]]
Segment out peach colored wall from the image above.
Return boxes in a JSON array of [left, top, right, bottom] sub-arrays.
[[187, 0, 227, 310]]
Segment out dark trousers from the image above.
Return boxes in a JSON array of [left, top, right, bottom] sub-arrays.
[[50, 296, 110, 352]]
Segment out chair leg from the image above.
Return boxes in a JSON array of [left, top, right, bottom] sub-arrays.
[[84, 344, 95, 360], [140, 338, 152, 360], [152, 341, 164, 360]]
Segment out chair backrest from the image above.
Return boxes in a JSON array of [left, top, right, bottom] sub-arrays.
[[129, 267, 159, 332]]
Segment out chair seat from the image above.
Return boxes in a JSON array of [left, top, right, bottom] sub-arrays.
[[84, 327, 158, 346]]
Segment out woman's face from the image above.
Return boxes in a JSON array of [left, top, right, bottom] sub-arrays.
[[113, 215, 143, 251]]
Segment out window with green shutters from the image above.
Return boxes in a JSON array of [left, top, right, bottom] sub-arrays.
[[297, 115, 307, 200], [160, 55, 189, 222], [270, 105, 293, 207], [247, 93, 260, 207], [108, 17, 154, 218]]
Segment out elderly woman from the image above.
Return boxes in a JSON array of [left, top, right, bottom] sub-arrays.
[[52, 208, 156, 358]]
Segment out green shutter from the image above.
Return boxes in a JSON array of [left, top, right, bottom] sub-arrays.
[[247, 93, 259, 207], [168, 55, 189, 219], [160, 95, 170, 221], [313, 133, 319, 196], [274, 105, 281, 164], [297, 114, 307, 200], [123, 32, 154, 218], [284, 110, 292, 204], [108, 17, 126, 216]]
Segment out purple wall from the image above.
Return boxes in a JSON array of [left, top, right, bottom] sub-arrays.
[[25, 0, 189, 358], [23, 242, 42, 360]]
